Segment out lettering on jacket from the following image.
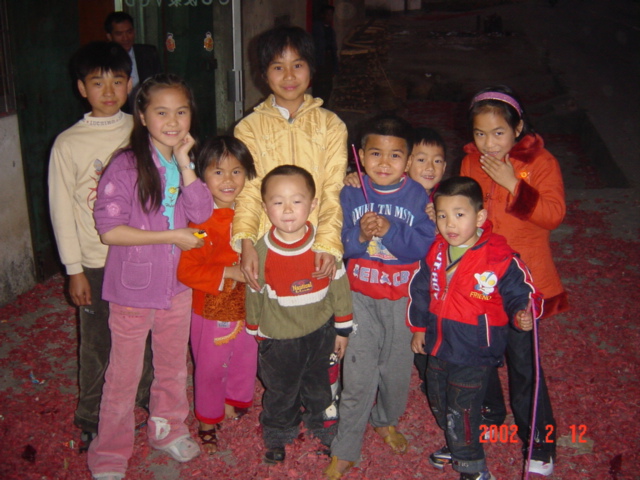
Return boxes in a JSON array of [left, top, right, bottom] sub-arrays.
[[351, 203, 415, 226], [352, 263, 411, 286]]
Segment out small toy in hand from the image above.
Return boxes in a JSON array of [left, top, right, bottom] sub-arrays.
[[194, 230, 207, 239]]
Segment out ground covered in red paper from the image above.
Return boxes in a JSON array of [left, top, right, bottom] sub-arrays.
[[1, 193, 638, 480]]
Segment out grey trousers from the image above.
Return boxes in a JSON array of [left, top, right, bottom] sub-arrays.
[[74, 267, 154, 433], [330, 292, 413, 462]]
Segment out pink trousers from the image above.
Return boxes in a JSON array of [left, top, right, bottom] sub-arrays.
[[190, 313, 258, 424], [88, 289, 193, 477]]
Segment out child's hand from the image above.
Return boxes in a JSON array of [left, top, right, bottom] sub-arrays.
[[374, 215, 391, 237], [344, 172, 362, 188], [224, 265, 245, 284], [313, 251, 337, 280], [425, 202, 436, 223], [174, 132, 196, 166], [240, 240, 261, 291], [174, 227, 205, 251], [69, 272, 91, 306], [479, 153, 518, 195], [359, 211, 378, 243], [334, 335, 348, 360], [514, 309, 533, 331], [411, 331, 426, 355]]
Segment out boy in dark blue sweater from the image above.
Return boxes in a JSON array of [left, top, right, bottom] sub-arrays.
[[325, 116, 435, 479]]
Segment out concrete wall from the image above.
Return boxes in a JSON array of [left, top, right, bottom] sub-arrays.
[[0, 115, 36, 306]]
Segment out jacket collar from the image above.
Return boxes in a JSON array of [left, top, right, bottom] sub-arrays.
[[255, 94, 322, 119], [463, 133, 545, 164]]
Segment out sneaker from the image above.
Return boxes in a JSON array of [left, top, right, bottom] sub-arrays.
[[93, 474, 124, 480], [429, 445, 452, 469], [460, 470, 496, 480], [158, 436, 201, 463], [527, 457, 554, 476]]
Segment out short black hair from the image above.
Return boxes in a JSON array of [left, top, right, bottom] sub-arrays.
[[261, 165, 316, 200], [433, 176, 484, 212], [360, 114, 414, 153], [257, 26, 316, 77], [194, 135, 257, 181], [104, 11, 134, 34], [413, 127, 446, 156], [72, 41, 132, 81]]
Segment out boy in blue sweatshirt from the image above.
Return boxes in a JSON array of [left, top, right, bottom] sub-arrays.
[[325, 116, 435, 478]]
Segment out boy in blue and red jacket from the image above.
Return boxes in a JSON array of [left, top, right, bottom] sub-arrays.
[[325, 115, 435, 479], [407, 176, 540, 480]]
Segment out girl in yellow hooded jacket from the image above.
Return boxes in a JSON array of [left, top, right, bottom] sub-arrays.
[[231, 26, 347, 290]]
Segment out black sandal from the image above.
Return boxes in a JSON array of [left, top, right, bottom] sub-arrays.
[[198, 424, 219, 453]]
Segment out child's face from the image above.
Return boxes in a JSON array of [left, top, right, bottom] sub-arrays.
[[139, 87, 192, 160], [407, 142, 446, 192], [472, 110, 523, 162], [262, 174, 317, 242], [77, 69, 132, 118], [265, 46, 311, 115], [360, 134, 409, 186], [203, 154, 247, 209], [435, 194, 487, 247]]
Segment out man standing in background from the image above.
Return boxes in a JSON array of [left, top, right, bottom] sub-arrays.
[[105, 11, 162, 111]]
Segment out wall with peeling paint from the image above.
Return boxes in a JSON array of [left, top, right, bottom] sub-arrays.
[[0, 115, 36, 306]]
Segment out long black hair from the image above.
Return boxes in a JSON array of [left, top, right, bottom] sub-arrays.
[[130, 73, 197, 212]]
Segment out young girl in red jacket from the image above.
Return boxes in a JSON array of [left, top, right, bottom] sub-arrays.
[[459, 85, 567, 476], [177, 136, 257, 454]]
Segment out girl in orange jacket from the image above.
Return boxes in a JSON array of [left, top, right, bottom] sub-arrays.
[[460, 85, 566, 476], [177, 136, 257, 454]]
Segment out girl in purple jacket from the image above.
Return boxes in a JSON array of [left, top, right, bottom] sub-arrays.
[[88, 74, 213, 480]]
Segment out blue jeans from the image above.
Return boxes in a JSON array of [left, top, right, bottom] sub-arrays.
[[426, 356, 492, 475]]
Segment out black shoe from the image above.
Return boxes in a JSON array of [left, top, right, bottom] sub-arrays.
[[264, 447, 285, 464]]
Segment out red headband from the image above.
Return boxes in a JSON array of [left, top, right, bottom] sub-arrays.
[[471, 92, 522, 115]]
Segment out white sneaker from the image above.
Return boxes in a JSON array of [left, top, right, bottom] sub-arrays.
[[93, 474, 124, 480], [158, 436, 201, 463], [527, 457, 554, 476]]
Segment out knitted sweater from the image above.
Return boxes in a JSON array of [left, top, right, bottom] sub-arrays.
[[48, 111, 133, 274], [245, 223, 353, 340], [232, 94, 348, 260], [461, 133, 567, 317], [340, 175, 436, 300]]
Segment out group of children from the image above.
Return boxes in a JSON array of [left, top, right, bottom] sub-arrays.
[[49, 24, 566, 480]]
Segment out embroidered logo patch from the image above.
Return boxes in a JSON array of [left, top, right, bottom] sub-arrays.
[[291, 279, 313, 295], [474, 271, 498, 295]]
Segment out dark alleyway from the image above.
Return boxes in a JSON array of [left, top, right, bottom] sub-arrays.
[[1, 1, 639, 479]]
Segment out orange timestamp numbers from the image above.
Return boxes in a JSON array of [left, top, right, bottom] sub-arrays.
[[479, 424, 588, 443]]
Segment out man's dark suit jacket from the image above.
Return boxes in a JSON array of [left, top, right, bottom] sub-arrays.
[[133, 44, 162, 85], [126, 44, 163, 112]]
